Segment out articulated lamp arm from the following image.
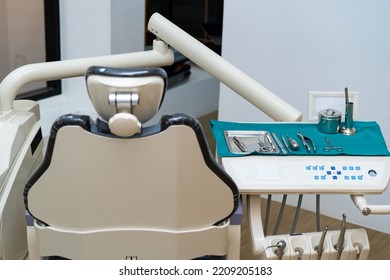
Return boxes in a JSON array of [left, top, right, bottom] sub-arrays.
[[0, 12, 302, 122], [148, 13, 302, 122], [351, 195, 390, 215], [0, 40, 174, 114]]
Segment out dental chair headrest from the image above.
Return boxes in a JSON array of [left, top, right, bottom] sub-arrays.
[[85, 66, 167, 137]]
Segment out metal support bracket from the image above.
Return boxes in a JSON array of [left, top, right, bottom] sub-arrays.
[[351, 195, 390, 215]]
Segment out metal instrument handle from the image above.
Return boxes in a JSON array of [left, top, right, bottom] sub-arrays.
[[272, 133, 287, 154], [316, 226, 328, 260], [335, 214, 347, 260]]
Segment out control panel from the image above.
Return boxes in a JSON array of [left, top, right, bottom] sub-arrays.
[[221, 156, 390, 194], [306, 164, 370, 181]]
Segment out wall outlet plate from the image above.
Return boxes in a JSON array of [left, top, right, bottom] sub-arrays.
[[308, 91, 359, 121]]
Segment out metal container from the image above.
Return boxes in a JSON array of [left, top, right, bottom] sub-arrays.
[[318, 108, 341, 134]]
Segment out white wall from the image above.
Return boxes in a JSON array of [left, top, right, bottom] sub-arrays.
[[5, 0, 45, 71], [111, 0, 145, 55], [219, 0, 390, 234], [0, 0, 9, 79], [0, 0, 46, 92]]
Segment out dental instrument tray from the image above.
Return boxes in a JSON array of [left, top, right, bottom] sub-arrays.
[[211, 120, 390, 158], [213, 120, 390, 195], [224, 130, 279, 154]]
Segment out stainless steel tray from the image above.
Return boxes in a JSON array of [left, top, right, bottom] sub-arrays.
[[224, 130, 280, 154]]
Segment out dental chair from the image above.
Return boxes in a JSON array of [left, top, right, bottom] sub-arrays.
[[23, 66, 240, 260]]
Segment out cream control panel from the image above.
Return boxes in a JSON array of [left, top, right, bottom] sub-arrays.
[[221, 156, 390, 194]]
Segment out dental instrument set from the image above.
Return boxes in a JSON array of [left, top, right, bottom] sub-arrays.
[[224, 130, 349, 156]]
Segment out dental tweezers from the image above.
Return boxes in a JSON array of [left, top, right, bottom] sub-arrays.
[[232, 136, 246, 152], [297, 132, 316, 153]]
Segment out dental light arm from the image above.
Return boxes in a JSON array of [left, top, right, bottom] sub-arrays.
[[0, 40, 174, 113], [0, 13, 302, 122], [148, 13, 302, 122]]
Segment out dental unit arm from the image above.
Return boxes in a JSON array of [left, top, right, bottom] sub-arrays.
[[351, 195, 390, 215]]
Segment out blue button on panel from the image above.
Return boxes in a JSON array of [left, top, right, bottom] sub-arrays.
[[313, 166, 318, 170], [327, 171, 331, 175], [306, 166, 311, 170], [319, 166, 325, 170], [314, 176, 319, 180], [342, 166, 347, 170], [356, 166, 361, 171], [349, 166, 354, 170], [333, 176, 338, 180], [344, 176, 350, 180], [351, 176, 356, 180], [331, 166, 336, 170], [358, 175, 363, 180], [337, 171, 342, 175], [321, 176, 326, 180]]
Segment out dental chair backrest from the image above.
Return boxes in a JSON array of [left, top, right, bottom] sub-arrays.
[[24, 67, 239, 260]]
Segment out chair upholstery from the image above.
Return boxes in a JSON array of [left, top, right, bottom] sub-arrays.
[[24, 113, 239, 260]]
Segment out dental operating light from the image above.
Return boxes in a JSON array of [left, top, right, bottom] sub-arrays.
[[148, 13, 302, 122], [0, 13, 302, 122]]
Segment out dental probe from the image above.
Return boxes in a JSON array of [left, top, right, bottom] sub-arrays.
[[281, 134, 292, 153], [335, 214, 347, 260], [316, 226, 328, 260], [272, 133, 287, 154]]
